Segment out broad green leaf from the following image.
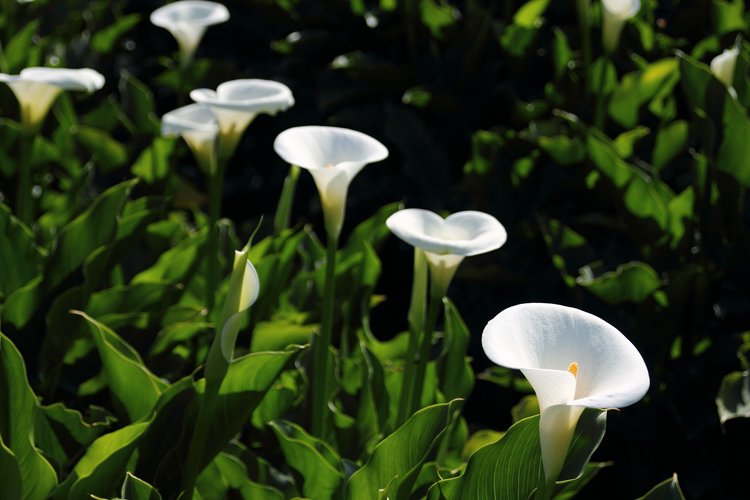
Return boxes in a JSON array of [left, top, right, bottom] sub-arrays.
[[120, 72, 161, 135], [34, 403, 114, 471], [538, 135, 585, 165], [131, 138, 177, 184], [197, 452, 283, 500], [652, 121, 688, 171], [513, 0, 550, 28], [428, 410, 606, 500], [577, 261, 662, 304], [667, 187, 695, 250], [4, 20, 39, 72], [0, 433, 22, 500], [121, 472, 162, 500], [439, 299, 473, 400], [78, 312, 166, 422], [91, 14, 141, 54], [637, 474, 686, 499], [613, 127, 650, 158], [0, 334, 57, 500], [132, 226, 207, 285], [716, 95, 750, 187], [608, 59, 680, 128], [716, 370, 750, 424], [712, 0, 746, 35], [200, 347, 302, 468], [348, 399, 462, 500], [0, 204, 45, 299], [419, 0, 457, 38], [56, 421, 150, 500], [511, 395, 540, 422], [251, 319, 316, 352], [74, 125, 129, 171], [461, 429, 504, 460], [552, 28, 572, 79], [270, 420, 344, 499], [553, 462, 610, 499]]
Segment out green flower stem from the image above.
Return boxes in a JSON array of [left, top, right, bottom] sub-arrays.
[[397, 322, 420, 426], [15, 133, 34, 225], [594, 55, 609, 130], [311, 232, 339, 437], [535, 477, 555, 500], [181, 379, 220, 500], [407, 295, 442, 418], [205, 155, 225, 313]]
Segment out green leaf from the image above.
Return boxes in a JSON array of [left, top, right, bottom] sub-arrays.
[[439, 299, 473, 400], [270, 420, 345, 499], [716, 370, 750, 424], [347, 399, 462, 500], [132, 226, 207, 285], [577, 261, 662, 304], [251, 319, 316, 352], [0, 204, 45, 300], [77, 312, 166, 422], [200, 347, 302, 468], [538, 135, 585, 165], [716, 95, 750, 187], [419, 0, 458, 38], [91, 14, 141, 54], [613, 127, 650, 158], [131, 138, 177, 184], [74, 125, 129, 172], [120, 72, 161, 135], [197, 452, 283, 500], [608, 59, 680, 128], [56, 421, 150, 500], [0, 334, 57, 500], [637, 474, 686, 500], [121, 472, 162, 500], [652, 120, 688, 171], [712, 0, 746, 35], [0, 433, 22, 500], [428, 410, 606, 500], [4, 20, 39, 72], [274, 165, 300, 233]]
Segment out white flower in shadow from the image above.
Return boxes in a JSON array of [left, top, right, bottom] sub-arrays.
[[191, 79, 294, 162], [0, 67, 104, 132], [386, 209, 507, 297], [161, 103, 219, 173], [274, 126, 388, 239], [150, 1, 229, 63], [601, 0, 640, 53], [710, 47, 740, 89], [482, 303, 649, 485]]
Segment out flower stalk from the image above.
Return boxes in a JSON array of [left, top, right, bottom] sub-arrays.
[[311, 232, 339, 437], [15, 132, 34, 225]]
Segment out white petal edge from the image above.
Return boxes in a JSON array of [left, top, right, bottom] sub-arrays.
[[0, 67, 105, 92], [150, 0, 230, 28], [161, 103, 219, 136], [386, 208, 507, 257], [482, 303, 649, 409], [190, 79, 294, 115], [273, 125, 388, 170], [601, 0, 640, 19]]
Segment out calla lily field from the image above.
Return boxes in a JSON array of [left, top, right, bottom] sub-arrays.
[[0, 1, 748, 499]]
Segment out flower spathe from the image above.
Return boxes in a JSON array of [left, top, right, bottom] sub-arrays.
[[150, 0, 229, 63], [710, 47, 740, 89], [386, 209, 507, 297], [161, 103, 219, 173], [191, 79, 294, 162], [0, 67, 105, 132], [482, 303, 649, 484], [601, 0, 640, 53], [274, 126, 388, 239]]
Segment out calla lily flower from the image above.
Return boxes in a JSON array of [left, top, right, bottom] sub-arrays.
[[150, 0, 229, 64], [601, 0, 640, 53], [274, 126, 388, 239], [386, 209, 507, 297], [482, 303, 649, 485], [0, 67, 105, 132], [191, 79, 294, 162], [161, 103, 219, 174], [710, 47, 740, 89]]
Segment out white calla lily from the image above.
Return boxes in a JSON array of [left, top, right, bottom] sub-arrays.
[[386, 209, 507, 297], [161, 103, 219, 173], [0, 67, 105, 132], [482, 303, 649, 485], [191, 79, 294, 161], [601, 0, 640, 53], [150, 0, 229, 63], [274, 125, 388, 239], [710, 47, 740, 89]]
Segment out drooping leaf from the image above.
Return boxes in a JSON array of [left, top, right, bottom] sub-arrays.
[[637, 474, 686, 500], [121, 472, 162, 500], [347, 399, 462, 500], [270, 420, 345, 499], [577, 261, 662, 304], [0, 334, 57, 500]]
